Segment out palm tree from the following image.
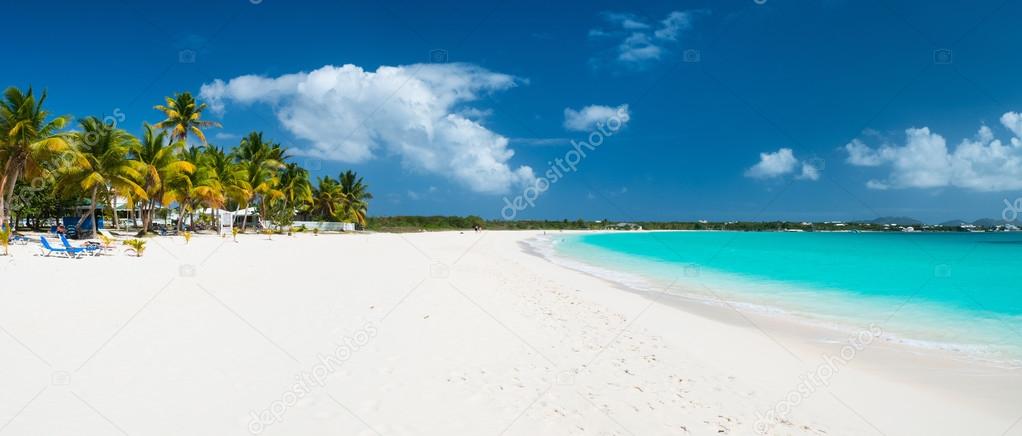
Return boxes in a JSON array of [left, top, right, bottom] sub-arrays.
[[309, 176, 343, 220], [238, 158, 282, 232], [205, 145, 249, 207], [167, 146, 222, 231], [234, 132, 285, 164], [58, 117, 145, 237], [131, 123, 195, 235], [203, 145, 250, 231], [0, 87, 71, 228], [338, 170, 372, 227], [274, 162, 312, 225], [233, 132, 284, 232], [277, 163, 312, 209], [153, 91, 221, 145]]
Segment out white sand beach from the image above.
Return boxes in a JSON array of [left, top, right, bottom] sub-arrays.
[[1, 230, 1020, 435]]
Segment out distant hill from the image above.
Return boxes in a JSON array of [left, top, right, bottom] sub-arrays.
[[862, 216, 923, 226], [938, 219, 968, 227], [972, 218, 1008, 227]]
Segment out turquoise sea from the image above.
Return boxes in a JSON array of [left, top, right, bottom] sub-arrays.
[[552, 231, 1022, 364]]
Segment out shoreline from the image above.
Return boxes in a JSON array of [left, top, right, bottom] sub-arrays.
[[535, 230, 1022, 366], [523, 231, 1022, 418]]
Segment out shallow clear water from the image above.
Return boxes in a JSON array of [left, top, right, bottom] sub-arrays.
[[554, 231, 1022, 363]]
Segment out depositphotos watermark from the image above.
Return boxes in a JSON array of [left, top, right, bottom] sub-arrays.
[[1002, 197, 1022, 222], [248, 323, 378, 434], [753, 324, 883, 434], [501, 107, 630, 220]]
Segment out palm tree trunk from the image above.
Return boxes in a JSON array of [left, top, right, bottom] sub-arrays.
[[259, 200, 270, 230], [89, 187, 99, 239], [147, 199, 155, 232], [0, 189, 6, 231], [75, 186, 99, 238], [177, 203, 185, 232], [138, 199, 153, 237], [0, 162, 13, 230], [107, 189, 119, 228], [239, 202, 250, 233], [0, 160, 22, 230]]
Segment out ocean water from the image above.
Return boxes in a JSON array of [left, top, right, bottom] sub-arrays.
[[549, 231, 1022, 364]]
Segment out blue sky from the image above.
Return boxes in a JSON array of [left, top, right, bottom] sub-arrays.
[[6, 0, 1022, 223]]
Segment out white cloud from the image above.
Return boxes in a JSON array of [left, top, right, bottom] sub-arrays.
[[745, 148, 799, 179], [844, 139, 885, 166], [601, 12, 650, 30], [563, 104, 630, 132], [845, 115, 1022, 191], [1000, 112, 1022, 138], [457, 107, 493, 121], [618, 33, 662, 63], [511, 137, 569, 147], [745, 148, 822, 181], [866, 180, 889, 190], [590, 10, 702, 68], [200, 63, 535, 194], [654, 11, 695, 40], [798, 162, 821, 181]]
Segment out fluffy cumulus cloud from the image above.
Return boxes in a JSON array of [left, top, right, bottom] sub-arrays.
[[745, 148, 821, 181], [845, 113, 1022, 191], [563, 104, 630, 131], [200, 63, 535, 194], [589, 10, 703, 68]]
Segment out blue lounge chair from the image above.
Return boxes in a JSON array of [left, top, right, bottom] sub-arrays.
[[59, 234, 99, 256], [39, 236, 77, 258]]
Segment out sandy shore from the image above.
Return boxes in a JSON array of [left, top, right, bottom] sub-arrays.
[[0, 230, 1019, 435]]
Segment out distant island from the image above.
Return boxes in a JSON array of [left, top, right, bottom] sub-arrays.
[[367, 216, 1019, 233]]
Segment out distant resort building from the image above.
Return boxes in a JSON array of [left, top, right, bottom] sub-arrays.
[[607, 222, 643, 231]]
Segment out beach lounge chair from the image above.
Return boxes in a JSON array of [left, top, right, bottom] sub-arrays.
[[59, 234, 100, 256], [39, 236, 77, 258]]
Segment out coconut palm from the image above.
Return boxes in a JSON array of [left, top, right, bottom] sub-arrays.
[[276, 162, 312, 212], [0, 87, 72, 228], [153, 91, 221, 145], [233, 132, 284, 232], [131, 123, 195, 234], [338, 170, 372, 227], [57, 117, 145, 236], [309, 176, 343, 220], [167, 146, 222, 231], [238, 158, 282, 232], [204, 145, 249, 207], [234, 132, 285, 166]]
